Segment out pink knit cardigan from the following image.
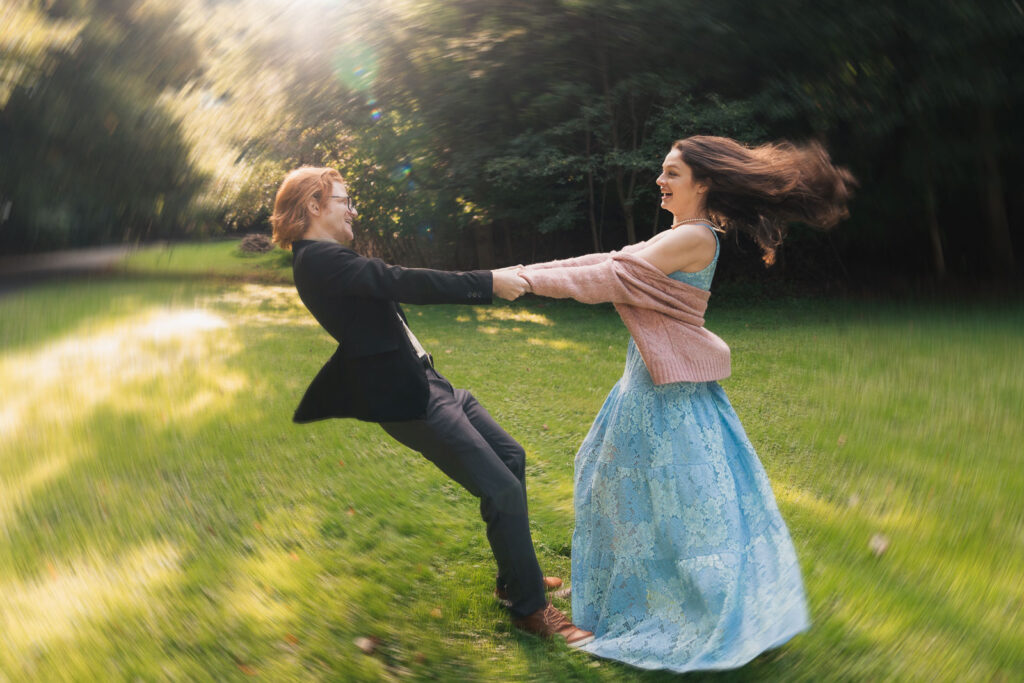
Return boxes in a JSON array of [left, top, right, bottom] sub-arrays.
[[522, 248, 731, 383]]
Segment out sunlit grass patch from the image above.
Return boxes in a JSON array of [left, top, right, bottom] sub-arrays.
[[525, 336, 590, 352], [475, 307, 555, 326], [0, 305, 243, 443], [1, 251, 1022, 680], [0, 541, 181, 667]]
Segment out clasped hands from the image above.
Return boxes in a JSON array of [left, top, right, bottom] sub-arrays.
[[492, 264, 531, 301]]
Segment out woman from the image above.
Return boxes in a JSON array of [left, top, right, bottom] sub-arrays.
[[517, 136, 854, 672]]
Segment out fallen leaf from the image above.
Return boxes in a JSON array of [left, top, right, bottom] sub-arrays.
[[354, 636, 379, 655], [347, 507, 356, 516], [285, 633, 299, 646], [869, 533, 890, 557], [429, 607, 442, 619], [542, 424, 549, 431], [837, 435, 847, 447]]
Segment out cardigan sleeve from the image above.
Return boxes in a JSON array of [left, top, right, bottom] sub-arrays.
[[521, 257, 649, 306], [523, 252, 612, 271], [522, 253, 709, 329], [523, 239, 650, 271]]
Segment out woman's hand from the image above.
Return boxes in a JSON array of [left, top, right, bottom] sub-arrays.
[[492, 270, 529, 300]]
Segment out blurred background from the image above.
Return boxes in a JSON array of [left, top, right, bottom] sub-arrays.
[[2, 0, 1021, 290], [2, 3, 1023, 680]]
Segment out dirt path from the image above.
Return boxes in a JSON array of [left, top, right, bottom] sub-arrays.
[[0, 244, 133, 296]]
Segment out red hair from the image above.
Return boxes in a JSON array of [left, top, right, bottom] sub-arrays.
[[270, 167, 345, 250]]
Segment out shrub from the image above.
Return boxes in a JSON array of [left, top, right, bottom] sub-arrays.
[[239, 233, 273, 253]]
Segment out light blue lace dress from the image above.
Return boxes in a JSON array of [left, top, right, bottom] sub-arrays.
[[571, 228, 810, 672]]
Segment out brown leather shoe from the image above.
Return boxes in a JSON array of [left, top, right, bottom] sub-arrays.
[[513, 603, 594, 648], [494, 576, 563, 604]]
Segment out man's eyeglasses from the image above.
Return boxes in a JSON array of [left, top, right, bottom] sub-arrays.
[[330, 195, 355, 211]]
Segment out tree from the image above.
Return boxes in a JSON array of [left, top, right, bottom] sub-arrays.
[[742, 0, 1023, 278], [0, 0, 204, 252]]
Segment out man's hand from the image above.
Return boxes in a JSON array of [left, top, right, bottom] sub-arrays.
[[492, 270, 529, 301]]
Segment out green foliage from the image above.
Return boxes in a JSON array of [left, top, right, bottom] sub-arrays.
[[0, 0, 83, 108], [741, 0, 1024, 276], [2, 0, 1021, 281], [0, 0, 205, 252]]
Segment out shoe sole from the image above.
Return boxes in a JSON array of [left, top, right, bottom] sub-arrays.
[[513, 630, 596, 649], [567, 634, 595, 648]]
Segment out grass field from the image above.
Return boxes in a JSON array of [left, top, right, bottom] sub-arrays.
[[119, 240, 294, 283], [1, 241, 1022, 681]]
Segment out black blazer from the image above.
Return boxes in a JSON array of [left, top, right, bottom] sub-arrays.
[[290, 239, 492, 423]]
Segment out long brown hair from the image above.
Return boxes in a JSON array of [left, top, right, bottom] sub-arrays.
[[675, 136, 856, 265]]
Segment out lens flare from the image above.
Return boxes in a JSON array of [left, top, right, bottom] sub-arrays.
[[331, 42, 378, 92], [389, 163, 412, 182]]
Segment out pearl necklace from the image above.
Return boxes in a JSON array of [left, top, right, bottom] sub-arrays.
[[671, 216, 719, 230]]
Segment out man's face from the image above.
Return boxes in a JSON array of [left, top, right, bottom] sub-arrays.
[[318, 180, 357, 244]]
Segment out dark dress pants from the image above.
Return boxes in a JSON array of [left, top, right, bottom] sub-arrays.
[[380, 367, 547, 618]]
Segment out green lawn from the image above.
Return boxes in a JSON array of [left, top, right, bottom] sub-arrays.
[[1, 242, 1022, 681], [118, 240, 294, 283]]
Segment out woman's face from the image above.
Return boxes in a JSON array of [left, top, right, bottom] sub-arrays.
[[656, 148, 708, 220]]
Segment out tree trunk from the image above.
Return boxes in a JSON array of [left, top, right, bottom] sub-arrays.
[[587, 170, 601, 253], [979, 106, 1015, 275], [599, 51, 637, 245], [650, 196, 661, 237], [924, 182, 946, 278], [474, 222, 494, 270], [585, 130, 601, 253], [612, 169, 637, 244], [503, 220, 514, 266], [622, 195, 637, 244]]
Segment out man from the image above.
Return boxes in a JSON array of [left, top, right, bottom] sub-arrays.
[[270, 166, 593, 647]]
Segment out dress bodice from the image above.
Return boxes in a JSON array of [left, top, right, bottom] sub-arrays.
[[623, 224, 720, 385], [666, 222, 719, 292]]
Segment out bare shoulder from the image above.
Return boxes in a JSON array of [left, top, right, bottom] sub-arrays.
[[637, 224, 717, 274], [658, 224, 717, 252]]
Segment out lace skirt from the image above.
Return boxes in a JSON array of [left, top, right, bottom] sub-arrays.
[[571, 340, 809, 672]]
